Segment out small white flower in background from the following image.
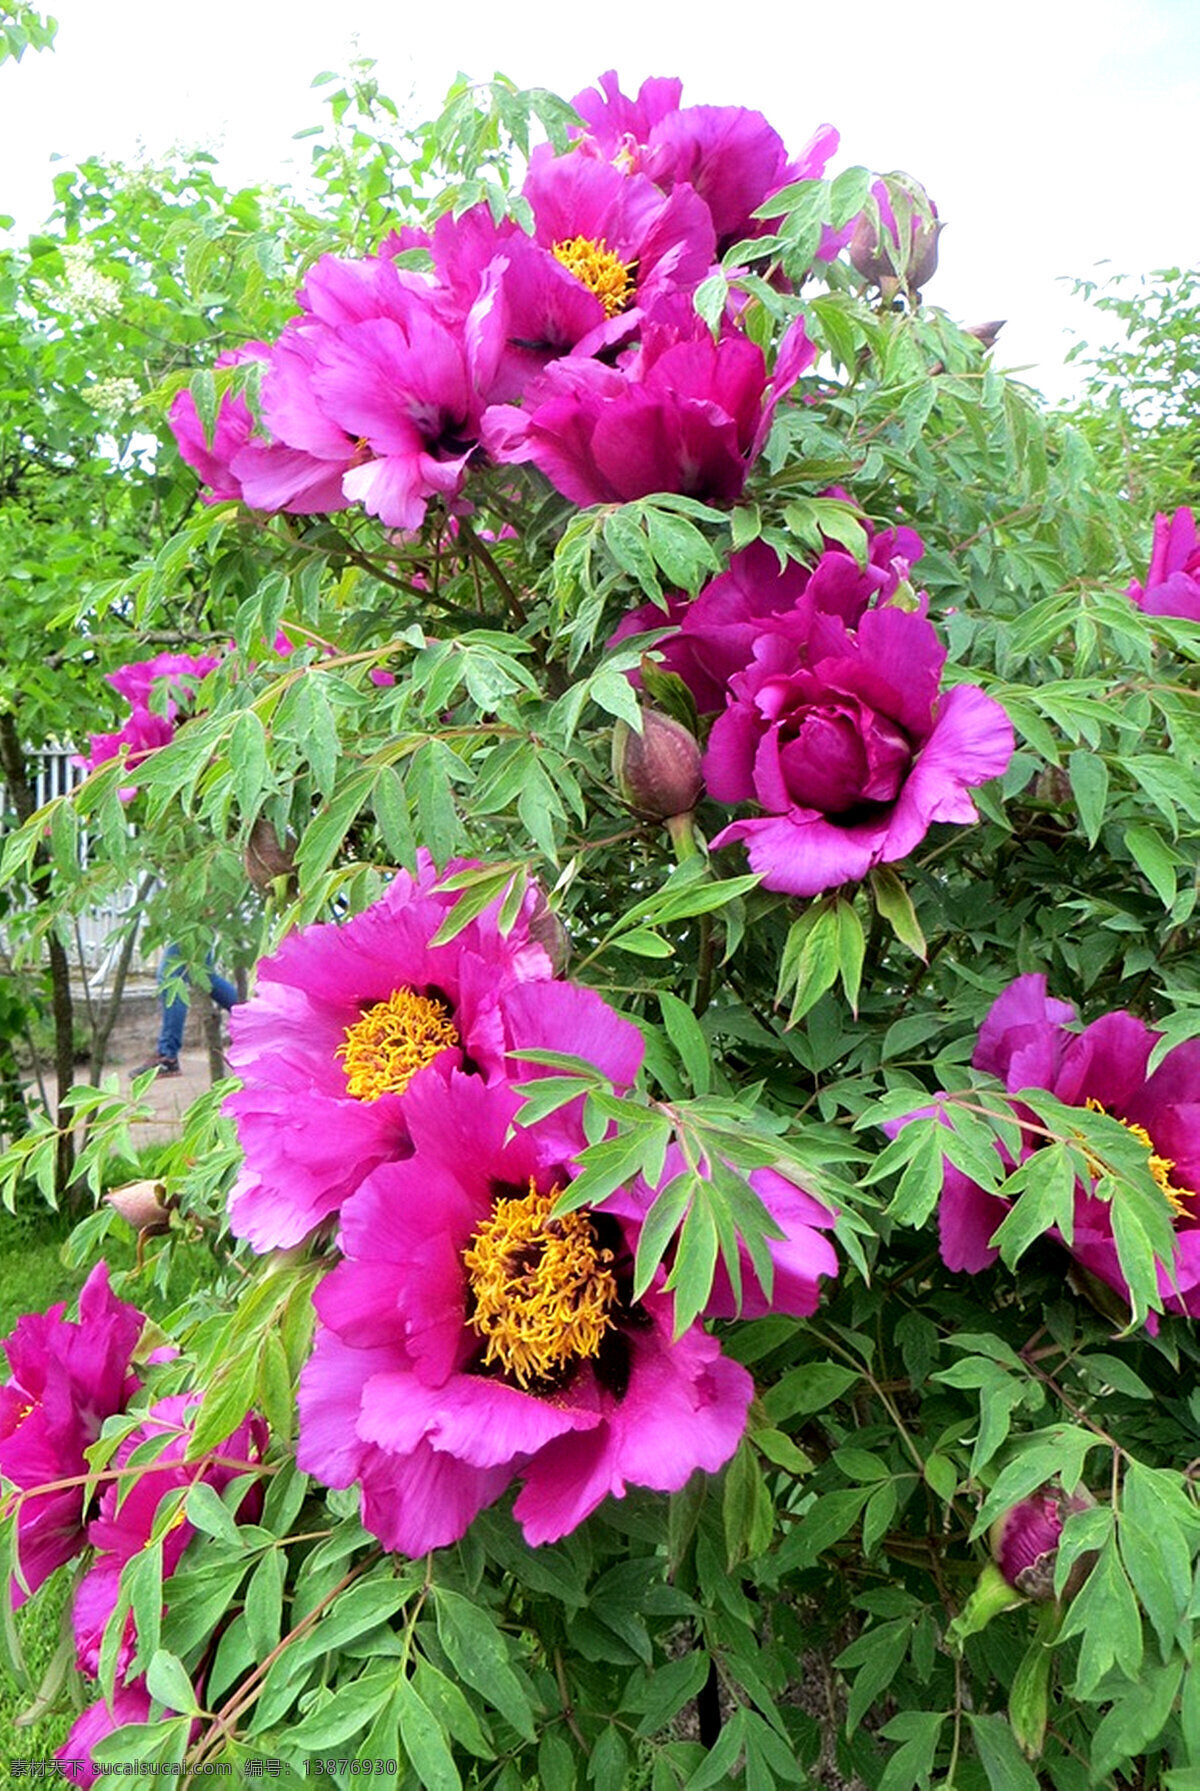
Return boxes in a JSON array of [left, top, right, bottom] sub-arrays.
[[60, 242, 122, 319], [91, 376, 140, 427]]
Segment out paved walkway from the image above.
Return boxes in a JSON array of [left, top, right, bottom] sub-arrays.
[[118, 1041, 232, 1146]]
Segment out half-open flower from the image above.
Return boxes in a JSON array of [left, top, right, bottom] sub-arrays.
[[71, 1395, 267, 1682], [297, 1073, 752, 1552], [704, 605, 1013, 897], [485, 304, 813, 507]]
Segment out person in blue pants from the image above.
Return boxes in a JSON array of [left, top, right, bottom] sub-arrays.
[[135, 944, 240, 1076]]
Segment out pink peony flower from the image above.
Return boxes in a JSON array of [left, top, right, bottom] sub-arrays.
[[701, 605, 1013, 897], [168, 343, 271, 504], [57, 1683, 156, 1786], [106, 651, 223, 709], [78, 649, 223, 792], [609, 521, 925, 713], [934, 974, 1200, 1319], [78, 706, 176, 788], [0, 1264, 145, 1603], [1127, 507, 1200, 622], [71, 1395, 267, 1682], [617, 1152, 839, 1322], [297, 1073, 753, 1553], [224, 854, 642, 1251], [484, 303, 814, 507], [570, 71, 839, 257]]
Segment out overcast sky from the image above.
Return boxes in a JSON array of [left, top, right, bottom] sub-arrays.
[[2, 0, 1197, 402]]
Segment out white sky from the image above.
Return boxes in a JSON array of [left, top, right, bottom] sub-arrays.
[[1, 0, 1197, 402]]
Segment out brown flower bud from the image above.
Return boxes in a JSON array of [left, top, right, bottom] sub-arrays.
[[850, 174, 942, 295], [244, 818, 298, 892]]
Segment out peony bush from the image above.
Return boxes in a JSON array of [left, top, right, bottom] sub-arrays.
[[2, 63, 1200, 1788]]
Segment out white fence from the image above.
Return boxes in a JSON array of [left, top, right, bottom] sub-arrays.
[[4, 744, 153, 992]]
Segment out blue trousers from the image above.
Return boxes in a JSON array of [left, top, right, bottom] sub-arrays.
[[156, 945, 239, 1059]]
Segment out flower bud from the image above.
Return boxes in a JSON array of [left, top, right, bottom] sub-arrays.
[[990, 1485, 1095, 1601], [613, 708, 703, 821], [244, 818, 298, 893], [105, 1178, 172, 1237], [850, 174, 942, 295]]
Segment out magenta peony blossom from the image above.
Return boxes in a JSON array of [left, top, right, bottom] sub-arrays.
[[700, 604, 1012, 897], [106, 650, 223, 709], [1127, 507, 1200, 622], [570, 70, 839, 257], [78, 649, 223, 792], [225, 853, 642, 1251], [610, 520, 925, 713], [0, 1264, 145, 1603], [934, 974, 1200, 1318], [297, 1073, 753, 1553], [78, 706, 176, 788], [484, 304, 814, 507], [71, 1395, 266, 1682]]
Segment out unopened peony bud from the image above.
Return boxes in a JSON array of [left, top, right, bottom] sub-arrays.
[[613, 709, 703, 821], [105, 1178, 172, 1237], [965, 319, 1005, 352], [244, 818, 298, 892], [850, 174, 942, 295], [990, 1485, 1095, 1601]]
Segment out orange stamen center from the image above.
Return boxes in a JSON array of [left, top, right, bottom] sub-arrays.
[[551, 235, 637, 318], [463, 1180, 617, 1387], [337, 988, 459, 1102]]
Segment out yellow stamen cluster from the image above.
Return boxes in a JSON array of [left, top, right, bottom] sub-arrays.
[[1084, 1097, 1194, 1217], [337, 988, 459, 1102], [551, 235, 637, 318], [463, 1181, 617, 1388]]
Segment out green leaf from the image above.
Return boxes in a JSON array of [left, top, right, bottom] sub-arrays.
[[632, 1171, 694, 1304], [244, 1548, 284, 1661], [659, 990, 712, 1096], [869, 867, 926, 959], [876, 1709, 945, 1791], [396, 1673, 462, 1791], [836, 898, 865, 1012], [967, 1711, 1040, 1791], [434, 1587, 536, 1740], [1124, 820, 1179, 908], [1057, 1535, 1144, 1694], [723, 1439, 775, 1567], [144, 1649, 202, 1717], [634, 1651, 710, 1738], [1068, 748, 1109, 846], [776, 900, 841, 1022], [762, 1361, 860, 1423], [836, 1618, 910, 1731]]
